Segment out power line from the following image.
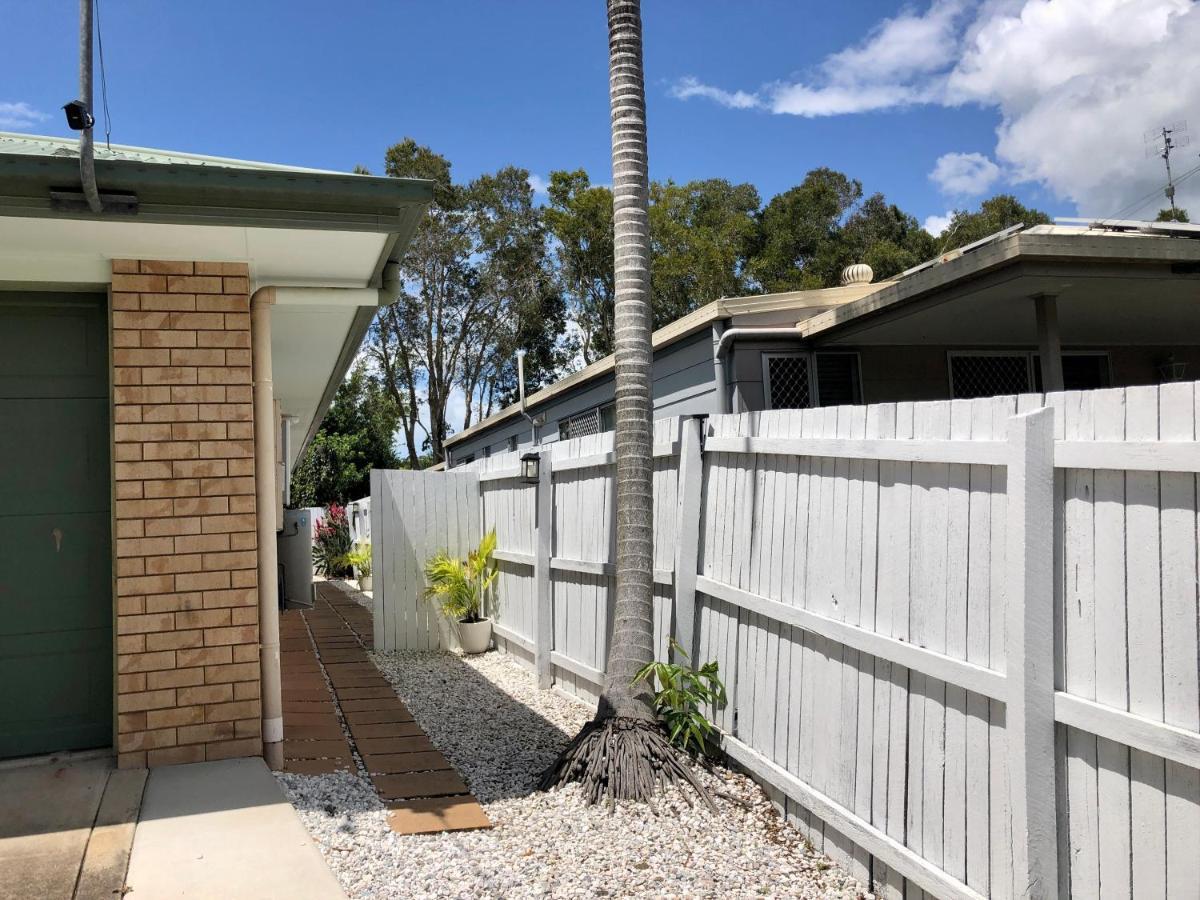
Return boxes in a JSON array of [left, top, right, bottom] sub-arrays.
[[1095, 159, 1200, 225], [94, 0, 111, 148]]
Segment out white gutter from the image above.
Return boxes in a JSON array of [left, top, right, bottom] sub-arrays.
[[251, 267, 399, 768], [712, 325, 804, 415]]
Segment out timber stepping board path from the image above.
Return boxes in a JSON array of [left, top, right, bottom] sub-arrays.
[[278, 583, 491, 834]]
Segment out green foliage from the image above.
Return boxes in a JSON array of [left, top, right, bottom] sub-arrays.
[[290, 364, 401, 508], [938, 194, 1052, 252], [836, 194, 937, 282], [545, 169, 616, 362], [423, 530, 498, 623], [345, 542, 372, 579], [748, 167, 863, 292], [372, 141, 572, 464], [649, 178, 761, 328], [1157, 207, 1190, 223], [312, 504, 352, 577], [316, 142, 1056, 485], [632, 641, 727, 757]]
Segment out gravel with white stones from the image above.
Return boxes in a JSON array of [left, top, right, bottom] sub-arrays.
[[276, 647, 869, 900]]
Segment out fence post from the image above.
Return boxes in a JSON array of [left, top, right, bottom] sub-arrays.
[[1005, 405, 1058, 899], [369, 469, 385, 652], [672, 417, 703, 662], [533, 447, 554, 689]]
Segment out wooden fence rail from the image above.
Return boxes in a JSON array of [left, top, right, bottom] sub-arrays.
[[368, 383, 1200, 900]]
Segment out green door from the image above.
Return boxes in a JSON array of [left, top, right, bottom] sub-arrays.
[[0, 294, 112, 758]]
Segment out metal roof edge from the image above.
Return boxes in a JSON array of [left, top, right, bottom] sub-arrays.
[[445, 281, 886, 448], [446, 301, 724, 447], [0, 151, 434, 231], [797, 228, 1200, 343]]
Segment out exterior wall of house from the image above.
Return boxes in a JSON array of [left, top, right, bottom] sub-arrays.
[[727, 337, 807, 411], [852, 345, 1200, 403], [110, 259, 262, 768], [448, 329, 717, 464], [451, 335, 1200, 465]]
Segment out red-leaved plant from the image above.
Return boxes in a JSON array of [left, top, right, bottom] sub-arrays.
[[313, 503, 352, 577]]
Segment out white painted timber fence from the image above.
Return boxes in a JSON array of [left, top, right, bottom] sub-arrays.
[[369, 468, 479, 651], [370, 384, 1200, 900]]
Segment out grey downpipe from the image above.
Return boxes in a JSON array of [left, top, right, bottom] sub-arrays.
[[712, 321, 729, 415], [712, 324, 801, 415], [516, 349, 542, 446], [78, 0, 102, 214], [251, 286, 284, 769]]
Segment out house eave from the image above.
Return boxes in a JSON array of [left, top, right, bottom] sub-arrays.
[[0, 152, 433, 234], [445, 281, 885, 449], [797, 230, 1200, 343]]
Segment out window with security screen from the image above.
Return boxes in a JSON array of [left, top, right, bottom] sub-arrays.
[[764, 354, 812, 409], [557, 407, 602, 441], [949, 353, 1032, 399]]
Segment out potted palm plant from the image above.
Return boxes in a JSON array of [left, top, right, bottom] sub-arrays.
[[424, 530, 498, 654], [346, 542, 372, 592]]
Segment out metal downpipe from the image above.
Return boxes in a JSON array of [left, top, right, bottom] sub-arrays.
[[712, 324, 801, 416], [712, 321, 729, 415], [251, 287, 283, 769]]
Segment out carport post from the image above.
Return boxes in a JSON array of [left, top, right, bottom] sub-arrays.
[[1034, 293, 1064, 393]]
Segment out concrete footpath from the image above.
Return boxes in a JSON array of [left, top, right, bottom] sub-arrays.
[[125, 757, 346, 899], [0, 754, 142, 900]]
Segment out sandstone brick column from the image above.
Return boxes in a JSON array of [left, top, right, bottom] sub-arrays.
[[110, 259, 263, 768]]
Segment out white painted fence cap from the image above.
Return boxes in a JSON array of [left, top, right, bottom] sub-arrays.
[[840, 263, 874, 286]]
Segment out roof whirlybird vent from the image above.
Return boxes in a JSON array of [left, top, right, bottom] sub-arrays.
[[840, 263, 874, 286]]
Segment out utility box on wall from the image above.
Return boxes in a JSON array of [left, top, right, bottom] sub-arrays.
[[277, 507, 320, 608]]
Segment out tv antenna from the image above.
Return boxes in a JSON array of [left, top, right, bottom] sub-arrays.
[[1146, 122, 1190, 214]]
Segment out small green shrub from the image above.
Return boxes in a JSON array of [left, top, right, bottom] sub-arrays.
[[424, 530, 498, 623], [632, 640, 727, 757], [345, 542, 372, 578], [313, 503, 352, 577]]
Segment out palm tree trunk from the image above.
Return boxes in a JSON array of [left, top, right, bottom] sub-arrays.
[[603, 0, 656, 721], [540, 0, 712, 809]]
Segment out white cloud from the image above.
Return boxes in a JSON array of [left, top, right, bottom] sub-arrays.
[[924, 211, 954, 236], [0, 101, 49, 129], [929, 152, 1001, 196], [670, 0, 1200, 216], [947, 0, 1200, 216], [527, 173, 550, 197], [769, 83, 917, 117], [669, 76, 761, 110]]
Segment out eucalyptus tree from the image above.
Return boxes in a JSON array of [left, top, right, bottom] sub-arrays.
[[542, 0, 710, 807], [370, 143, 569, 465], [937, 194, 1051, 251], [545, 169, 616, 363]]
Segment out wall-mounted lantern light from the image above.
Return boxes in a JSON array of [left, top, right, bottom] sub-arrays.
[[521, 451, 540, 485]]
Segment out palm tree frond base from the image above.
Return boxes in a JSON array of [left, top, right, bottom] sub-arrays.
[[539, 715, 715, 810]]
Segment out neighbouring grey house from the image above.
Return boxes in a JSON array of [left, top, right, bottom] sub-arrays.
[[445, 221, 1200, 466]]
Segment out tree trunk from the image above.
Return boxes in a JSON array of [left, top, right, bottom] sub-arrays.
[[603, 0, 656, 722], [540, 0, 712, 809]]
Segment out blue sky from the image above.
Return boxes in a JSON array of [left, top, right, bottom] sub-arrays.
[[7, 1, 1194, 234]]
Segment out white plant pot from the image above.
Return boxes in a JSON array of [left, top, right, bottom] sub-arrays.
[[358, 573, 372, 592], [457, 618, 492, 654]]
